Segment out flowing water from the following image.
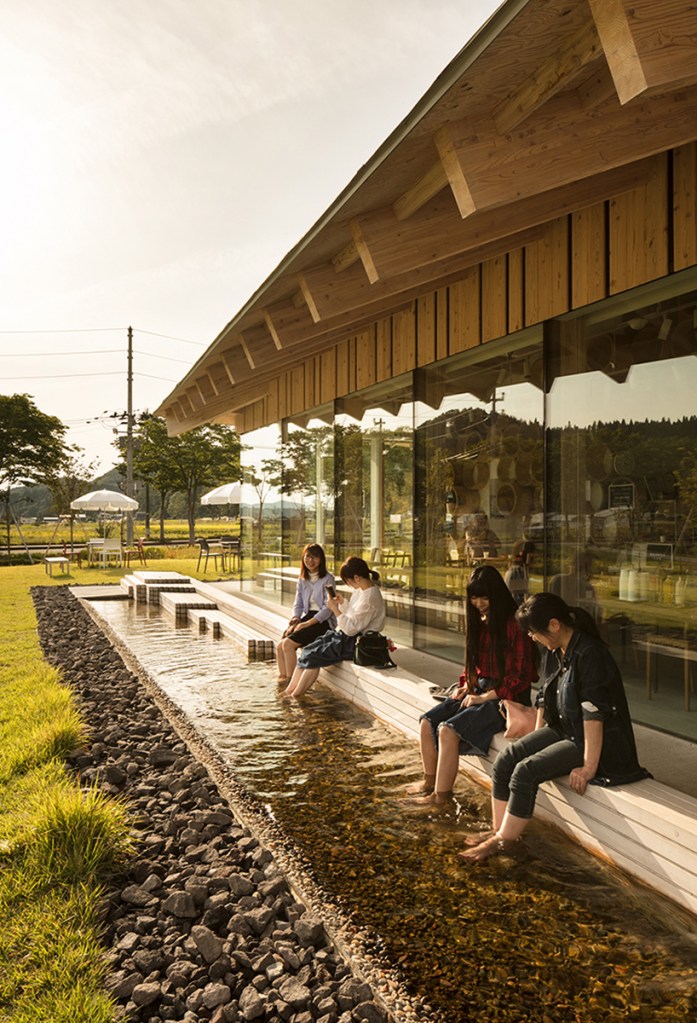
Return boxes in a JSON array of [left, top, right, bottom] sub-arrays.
[[88, 599, 697, 1023]]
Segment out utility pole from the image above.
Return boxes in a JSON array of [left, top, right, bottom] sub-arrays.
[[126, 326, 134, 545]]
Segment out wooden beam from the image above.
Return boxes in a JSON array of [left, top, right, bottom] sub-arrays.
[[195, 374, 217, 403], [588, 0, 697, 105], [434, 88, 697, 217], [331, 239, 361, 272], [185, 385, 204, 412], [239, 324, 277, 370], [218, 346, 252, 386], [494, 19, 603, 133], [434, 123, 476, 218], [393, 161, 449, 221], [297, 274, 321, 323], [264, 299, 315, 349], [350, 220, 379, 284], [351, 158, 654, 281]]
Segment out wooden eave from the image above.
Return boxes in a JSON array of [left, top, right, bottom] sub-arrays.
[[156, 0, 697, 434]]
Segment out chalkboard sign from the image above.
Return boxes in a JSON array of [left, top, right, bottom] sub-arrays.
[[646, 543, 673, 567], [609, 482, 635, 509]]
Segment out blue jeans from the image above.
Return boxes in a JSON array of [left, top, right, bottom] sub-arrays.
[[491, 725, 583, 819]]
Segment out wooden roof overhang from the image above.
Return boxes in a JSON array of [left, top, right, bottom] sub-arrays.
[[156, 0, 697, 434]]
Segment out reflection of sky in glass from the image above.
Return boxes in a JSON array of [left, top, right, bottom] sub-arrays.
[[549, 355, 697, 428]]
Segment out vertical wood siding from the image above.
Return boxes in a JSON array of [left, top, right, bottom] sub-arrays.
[[255, 146, 694, 430]]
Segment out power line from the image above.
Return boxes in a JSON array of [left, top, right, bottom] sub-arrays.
[[0, 327, 124, 334], [3, 371, 125, 380], [134, 328, 205, 346], [0, 348, 123, 357]]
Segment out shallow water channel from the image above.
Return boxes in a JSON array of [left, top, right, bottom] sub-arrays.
[[89, 598, 697, 1023]]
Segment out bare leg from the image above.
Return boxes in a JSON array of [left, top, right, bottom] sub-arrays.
[[276, 637, 299, 681], [404, 718, 438, 794], [462, 796, 508, 846], [407, 723, 460, 805], [460, 804, 529, 861], [285, 667, 320, 698]]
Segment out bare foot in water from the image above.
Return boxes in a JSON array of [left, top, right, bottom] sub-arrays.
[[462, 829, 496, 847], [403, 779, 434, 796], [401, 791, 452, 808], [459, 834, 516, 862]]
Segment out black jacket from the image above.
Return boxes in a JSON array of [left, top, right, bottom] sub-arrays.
[[538, 631, 650, 786]]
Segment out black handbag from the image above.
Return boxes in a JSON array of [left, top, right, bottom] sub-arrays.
[[353, 631, 397, 669]]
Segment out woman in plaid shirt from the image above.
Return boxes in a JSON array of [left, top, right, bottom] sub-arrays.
[[406, 565, 537, 808]]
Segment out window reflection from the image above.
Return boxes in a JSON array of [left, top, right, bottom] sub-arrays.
[[414, 331, 544, 659], [551, 277, 697, 738]]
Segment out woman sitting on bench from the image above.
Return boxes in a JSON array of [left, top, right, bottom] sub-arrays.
[[276, 543, 336, 684], [406, 564, 537, 808], [283, 556, 385, 699], [461, 592, 650, 862]]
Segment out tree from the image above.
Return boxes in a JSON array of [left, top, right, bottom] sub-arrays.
[[44, 446, 100, 552], [129, 417, 241, 543], [0, 394, 68, 558]]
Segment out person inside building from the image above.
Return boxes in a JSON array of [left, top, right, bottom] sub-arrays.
[[276, 543, 336, 684], [504, 539, 537, 606], [461, 591, 650, 862], [283, 555, 386, 698], [405, 564, 537, 808]]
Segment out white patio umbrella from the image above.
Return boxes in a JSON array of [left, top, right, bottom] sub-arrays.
[[200, 482, 242, 505], [71, 489, 138, 512]]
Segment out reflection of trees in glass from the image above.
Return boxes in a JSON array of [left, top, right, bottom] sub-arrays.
[[548, 416, 697, 552], [334, 423, 364, 558], [267, 426, 334, 549]]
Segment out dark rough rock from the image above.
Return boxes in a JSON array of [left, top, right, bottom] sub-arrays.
[[31, 587, 389, 1023]]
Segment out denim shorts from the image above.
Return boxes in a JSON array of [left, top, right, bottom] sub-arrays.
[[422, 697, 505, 757]]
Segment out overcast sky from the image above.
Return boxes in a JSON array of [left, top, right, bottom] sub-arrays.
[[0, 0, 503, 472]]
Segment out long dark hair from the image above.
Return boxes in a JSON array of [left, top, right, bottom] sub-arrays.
[[339, 556, 379, 585], [299, 543, 328, 580], [515, 592, 601, 642], [465, 564, 518, 685]]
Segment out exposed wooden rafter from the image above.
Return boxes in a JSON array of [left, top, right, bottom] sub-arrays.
[[351, 158, 654, 282], [435, 88, 697, 218], [588, 0, 697, 105], [494, 19, 603, 133], [392, 161, 449, 221]]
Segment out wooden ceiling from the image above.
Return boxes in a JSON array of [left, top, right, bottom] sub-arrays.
[[157, 0, 697, 433]]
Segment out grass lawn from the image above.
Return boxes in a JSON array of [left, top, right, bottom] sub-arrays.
[[0, 557, 212, 1021]]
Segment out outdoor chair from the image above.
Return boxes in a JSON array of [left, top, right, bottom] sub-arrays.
[[196, 537, 223, 572], [98, 538, 123, 568], [124, 537, 148, 568]]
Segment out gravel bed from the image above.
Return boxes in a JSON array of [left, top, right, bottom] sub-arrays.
[[31, 586, 395, 1023]]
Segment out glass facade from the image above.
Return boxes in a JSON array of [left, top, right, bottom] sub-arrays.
[[240, 268, 697, 740]]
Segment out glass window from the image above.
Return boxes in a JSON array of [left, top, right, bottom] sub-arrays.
[[239, 422, 284, 606], [550, 269, 697, 739], [334, 375, 414, 644], [414, 330, 544, 661], [279, 408, 335, 607]]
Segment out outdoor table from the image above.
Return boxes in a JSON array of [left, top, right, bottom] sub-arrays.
[[87, 539, 104, 565]]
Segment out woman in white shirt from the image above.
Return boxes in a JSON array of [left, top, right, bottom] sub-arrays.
[[276, 543, 336, 683], [283, 556, 385, 698]]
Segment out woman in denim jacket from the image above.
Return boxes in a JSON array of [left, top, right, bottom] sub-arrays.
[[276, 543, 336, 683], [462, 591, 649, 861]]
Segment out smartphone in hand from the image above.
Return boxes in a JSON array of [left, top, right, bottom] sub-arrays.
[[326, 584, 336, 598]]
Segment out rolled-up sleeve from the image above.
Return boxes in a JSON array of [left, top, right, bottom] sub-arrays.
[[314, 574, 336, 624], [575, 645, 612, 722]]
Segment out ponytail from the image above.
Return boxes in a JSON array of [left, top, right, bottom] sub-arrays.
[[516, 592, 602, 643]]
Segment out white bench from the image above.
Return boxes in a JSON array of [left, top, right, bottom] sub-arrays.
[[44, 556, 70, 577], [190, 582, 697, 915]]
